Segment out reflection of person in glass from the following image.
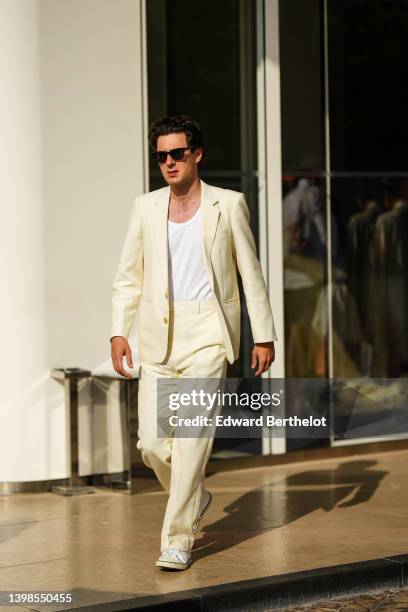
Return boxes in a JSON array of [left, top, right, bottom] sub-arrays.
[[346, 189, 381, 375], [282, 178, 334, 378], [282, 179, 323, 378], [109, 116, 277, 570], [283, 178, 339, 261], [283, 178, 325, 258], [372, 182, 408, 377]]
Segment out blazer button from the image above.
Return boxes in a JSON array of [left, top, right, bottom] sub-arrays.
[[163, 317, 168, 324], [164, 290, 168, 299]]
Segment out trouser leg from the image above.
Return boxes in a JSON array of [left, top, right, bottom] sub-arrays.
[[161, 428, 218, 551], [136, 364, 174, 495], [137, 301, 227, 552], [161, 340, 227, 552]]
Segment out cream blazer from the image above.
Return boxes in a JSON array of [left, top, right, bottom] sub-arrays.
[[110, 179, 277, 364]]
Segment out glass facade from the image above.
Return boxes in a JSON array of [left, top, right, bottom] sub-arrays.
[[280, 0, 408, 378], [280, 0, 408, 449], [146, 0, 408, 456], [328, 0, 408, 379]]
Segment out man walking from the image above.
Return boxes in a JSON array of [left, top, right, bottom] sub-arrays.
[[110, 115, 277, 570]]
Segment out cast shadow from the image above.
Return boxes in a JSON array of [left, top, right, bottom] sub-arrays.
[[193, 459, 387, 560]]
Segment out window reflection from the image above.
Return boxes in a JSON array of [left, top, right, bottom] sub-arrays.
[[370, 182, 408, 377], [282, 177, 327, 378], [333, 179, 408, 378], [279, 0, 408, 449]]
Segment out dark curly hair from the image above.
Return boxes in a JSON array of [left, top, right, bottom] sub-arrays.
[[148, 115, 205, 164]]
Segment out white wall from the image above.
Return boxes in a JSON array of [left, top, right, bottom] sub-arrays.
[[41, 0, 146, 369], [0, 0, 146, 483]]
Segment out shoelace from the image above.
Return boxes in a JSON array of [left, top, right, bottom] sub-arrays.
[[161, 548, 189, 563]]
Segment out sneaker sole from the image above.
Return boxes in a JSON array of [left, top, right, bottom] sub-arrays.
[[156, 558, 192, 570], [193, 490, 213, 534]]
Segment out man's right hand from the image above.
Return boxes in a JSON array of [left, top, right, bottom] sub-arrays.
[[110, 336, 133, 379]]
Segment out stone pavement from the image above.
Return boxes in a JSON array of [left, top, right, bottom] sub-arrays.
[[278, 587, 408, 611]]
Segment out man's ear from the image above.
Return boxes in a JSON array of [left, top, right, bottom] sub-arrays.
[[195, 147, 203, 164]]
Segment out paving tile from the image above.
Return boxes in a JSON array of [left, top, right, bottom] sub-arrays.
[[0, 448, 406, 609]]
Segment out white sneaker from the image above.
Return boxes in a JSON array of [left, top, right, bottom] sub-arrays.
[[192, 488, 213, 534], [156, 547, 192, 570]]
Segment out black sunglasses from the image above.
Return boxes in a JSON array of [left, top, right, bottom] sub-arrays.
[[152, 146, 196, 164]]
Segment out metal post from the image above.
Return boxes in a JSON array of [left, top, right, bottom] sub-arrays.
[[51, 368, 94, 496], [101, 378, 139, 494]]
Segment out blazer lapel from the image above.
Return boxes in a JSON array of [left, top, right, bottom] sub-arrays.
[[200, 179, 220, 292], [153, 185, 170, 292]]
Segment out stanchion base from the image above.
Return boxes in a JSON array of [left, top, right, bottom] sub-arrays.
[[51, 485, 95, 496], [104, 477, 131, 491]]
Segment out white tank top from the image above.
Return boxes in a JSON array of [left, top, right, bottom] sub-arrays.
[[167, 206, 214, 301]]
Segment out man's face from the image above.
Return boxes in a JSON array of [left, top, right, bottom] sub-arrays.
[[155, 132, 202, 187]]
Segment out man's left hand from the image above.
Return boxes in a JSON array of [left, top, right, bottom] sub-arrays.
[[251, 342, 275, 376]]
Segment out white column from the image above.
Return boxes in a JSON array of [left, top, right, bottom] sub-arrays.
[[0, 0, 49, 481], [259, 0, 286, 454], [0, 0, 147, 483]]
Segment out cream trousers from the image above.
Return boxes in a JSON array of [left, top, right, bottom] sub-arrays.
[[136, 299, 228, 552]]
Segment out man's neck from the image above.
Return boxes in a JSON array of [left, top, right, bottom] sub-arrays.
[[170, 177, 201, 209]]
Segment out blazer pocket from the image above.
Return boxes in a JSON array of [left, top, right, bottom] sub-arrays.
[[223, 296, 240, 303]]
